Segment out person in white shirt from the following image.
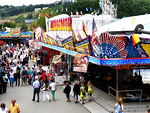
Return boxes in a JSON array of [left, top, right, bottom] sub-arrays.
[[9, 69, 14, 87], [32, 76, 40, 102], [0, 103, 8, 113], [50, 80, 56, 101]]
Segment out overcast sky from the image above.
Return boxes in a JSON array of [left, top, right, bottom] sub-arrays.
[[0, 0, 59, 6]]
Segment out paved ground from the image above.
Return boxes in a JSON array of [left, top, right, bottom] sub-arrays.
[[0, 85, 91, 113]]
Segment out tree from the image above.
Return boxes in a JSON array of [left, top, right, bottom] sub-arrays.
[[26, 13, 33, 19], [17, 23, 28, 31]]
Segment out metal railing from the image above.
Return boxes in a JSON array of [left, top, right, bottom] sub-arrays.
[[108, 86, 142, 104]]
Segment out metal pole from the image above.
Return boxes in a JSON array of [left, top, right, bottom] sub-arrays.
[[116, 68, 119, 100]]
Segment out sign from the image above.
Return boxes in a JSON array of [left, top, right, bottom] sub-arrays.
[[62, 36, 74, 50], [47, 35, 58, 46], [75, 38, 90, 54], [73, 53, 89, 73], [50, 17, 72, 31]]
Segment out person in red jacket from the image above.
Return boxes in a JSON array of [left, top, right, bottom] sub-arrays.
[[42, 70, 47, 86]]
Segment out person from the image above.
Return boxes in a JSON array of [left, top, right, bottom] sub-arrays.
[[2, 71, 8, 93], [27, 67, 31, 85], [31, 67, 36, 85], [80, 83, 86, 104], [87, 81, 93, 101], [8, 99, 20, 113], [0, 103, 8, 113], [63, 82, 71, 102], [15, 66, 20, 86], [50, 79, 56, 101], [46, 66, 51, 75], [21, 66, 27, 86], [41, 70, 47, 86], [73, 81, 80, 103], [47, 71, 53, 85], [32, 76, 40, 102], [9, 69, 14, 87], [41, 79, 51, 102], [0, 74, 3, 94], [148, 108, 150, 113], [115, 98, 123, 113]]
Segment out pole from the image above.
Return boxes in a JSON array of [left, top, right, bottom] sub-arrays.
[[116, 68, 119, 100]]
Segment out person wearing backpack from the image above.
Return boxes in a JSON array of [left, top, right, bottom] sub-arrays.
[[41, 79, 51, 102], [16, 66, 20, 86], [63, 82, 71, 102]]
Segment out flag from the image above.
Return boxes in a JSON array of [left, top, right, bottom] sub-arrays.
[[95, 12, 97, 16], [51, 11, 53, 15], [90, 8, 92, 12], [72, 27, 78, 42], [76, 11, 79, 17], [132, 18, 135, 24], [86, 8, 88, 11], [61, 8, 63, 12], [75, 22, 82, 41], [66, 8, 67, 12], [97, 9, 100, 14], [80, 11, 83, 15], [132, 34, 140, 46], [82, 22, 87, 37], [56, 9, 58, 13], [71, 12, 73, 15], [91, 18, 99, 45]]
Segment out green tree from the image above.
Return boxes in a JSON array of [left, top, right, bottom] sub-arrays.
[[17, 23, 28, 31], [26, 13, 33, 19]]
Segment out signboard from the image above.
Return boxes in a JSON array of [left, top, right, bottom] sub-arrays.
[[47, 35, 58, 46], [50, 17, 72, 31], [73, 53, 89, 73], [62, 36, 74, 50], [75, 38, 90, 54]]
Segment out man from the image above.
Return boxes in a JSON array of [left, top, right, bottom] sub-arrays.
[[21, 66, 27, 86], [32, 76, 40, 102], [31, 67, 36, 85], [8, 99, 20, 113], [42, 70, 47, 86]]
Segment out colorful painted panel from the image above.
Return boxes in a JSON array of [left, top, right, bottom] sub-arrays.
[[75, 38, 90, 54], [62, 36, 74, 51]]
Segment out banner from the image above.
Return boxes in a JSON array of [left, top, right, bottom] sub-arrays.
[[50, 17, 72, 31], [75, 37, 90, 54], [62, 36, 74, 51], [73, 53, 89, 73], [47, 35, 58, 46]]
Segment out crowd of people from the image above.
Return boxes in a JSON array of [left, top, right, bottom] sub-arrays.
[[0, 42, 150, 113]]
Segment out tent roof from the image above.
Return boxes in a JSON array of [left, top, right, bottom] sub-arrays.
[[97, 14, 150, 38]]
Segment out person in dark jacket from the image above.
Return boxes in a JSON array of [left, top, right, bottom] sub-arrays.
[[63, 82, 71, 102], [0, 75, 3, 94], [73, 81, 80, 103]]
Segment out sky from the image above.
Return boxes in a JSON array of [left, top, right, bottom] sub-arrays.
[[0, 0, 59, 6]]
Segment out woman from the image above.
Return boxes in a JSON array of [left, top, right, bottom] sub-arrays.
[[0, 103, 8, 113], [73, 81, 80, 103], [41, 79, 51, 102], [115, 98, 123, 113], [50, 79, 56, 101], [9, 69, 14, 87], [87, 81, 93, 101], [80, 83, 86, 104]]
